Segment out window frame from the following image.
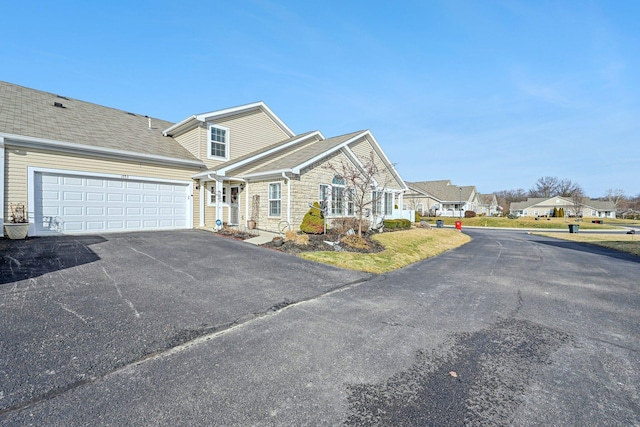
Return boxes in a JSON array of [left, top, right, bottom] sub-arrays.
[[268, 182, 282, 217], [207, 124, 230, 160]]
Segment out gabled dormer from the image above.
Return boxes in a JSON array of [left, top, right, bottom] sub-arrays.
[[163, 102, 294, 168]]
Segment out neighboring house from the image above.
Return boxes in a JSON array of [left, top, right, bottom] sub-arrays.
[[405, 180, 480, 217], [1, 81, 408, 236], [478, 193, 499, 216], [509, 197, 616, 218]]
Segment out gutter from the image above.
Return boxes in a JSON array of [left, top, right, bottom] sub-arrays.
[[1, 132, 204, 168]]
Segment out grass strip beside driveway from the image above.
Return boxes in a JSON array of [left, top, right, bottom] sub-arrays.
[[299, 228, 470, 273], [533, 232, 640, 256], [423, 216, 630, 230]]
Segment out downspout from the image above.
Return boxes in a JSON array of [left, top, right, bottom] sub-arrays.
[[282, 172, 291, 227], [199, 178, 205, 227], [0, 137, 4, 226], [245, 181, 250, 227]]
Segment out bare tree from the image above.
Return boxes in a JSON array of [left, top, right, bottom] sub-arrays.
[[495, 188, 527, 214], [529, 176, 560, 198], [324, 151, 389, 237], [557, 179, 583, 198], [605, 188, 626, 209], [570, 186, 587, 217]]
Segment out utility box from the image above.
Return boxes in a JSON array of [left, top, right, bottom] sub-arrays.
[[568, 224, 580, 233]]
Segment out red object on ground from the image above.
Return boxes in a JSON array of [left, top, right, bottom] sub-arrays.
[[455, 221, 462, 230]]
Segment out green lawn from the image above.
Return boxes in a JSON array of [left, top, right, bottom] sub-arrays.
[[421, 216, 636, 230], [299, 228, 470, 274], [533, 232, 640, 256]]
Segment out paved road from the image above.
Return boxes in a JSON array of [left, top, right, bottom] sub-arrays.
[[1, 229, 639, 425]]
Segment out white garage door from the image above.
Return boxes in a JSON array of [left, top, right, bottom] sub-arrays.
[[34, 171, 190, 235]]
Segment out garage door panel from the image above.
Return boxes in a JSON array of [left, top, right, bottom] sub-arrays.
[[34, 172, 190, 235]]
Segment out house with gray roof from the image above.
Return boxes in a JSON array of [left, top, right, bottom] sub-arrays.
[[509, 197, 616, 218], [1, 81, 408, 236], [405, 180, 480, 217], [478, 193, 499, 216]]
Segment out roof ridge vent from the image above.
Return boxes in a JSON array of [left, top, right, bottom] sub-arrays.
[[53, 101, 66, 108], [56, 95, 69, 100]]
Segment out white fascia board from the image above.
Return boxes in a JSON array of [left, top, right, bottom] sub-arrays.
[[1, 132, 205, 168], [217, 131, 322, 175], [196, 101, 295, 137], [341, 146, 379, 188], [162, 115, 199, 136], [363, 131, 408, 191], [291, 131, 368, 174], [243, 169, 292, 180]]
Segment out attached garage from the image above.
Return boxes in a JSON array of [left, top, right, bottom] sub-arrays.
[[29, 168, 192, 235]]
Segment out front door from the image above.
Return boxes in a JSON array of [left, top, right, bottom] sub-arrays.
[[229, 186, 240, 225]]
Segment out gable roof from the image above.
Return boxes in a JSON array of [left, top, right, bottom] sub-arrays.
[[510, 197, 616, 211], [478, 193, 498, 205], [0, 81, 203, 166], [407, 180, 475, 202], [164, 101, 294, 138], [243, 130, 408, 190]]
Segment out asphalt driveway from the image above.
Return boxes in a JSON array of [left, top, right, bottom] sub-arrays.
[[1, 228, 639, 425], [0, 230, 370, 416]]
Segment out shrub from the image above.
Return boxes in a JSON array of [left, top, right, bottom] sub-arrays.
[[383, 219, 397, 229], [464, 210, 476, 218], [284, 230, 298, 241], [300, 202, 325, 234], [294, 233, 309, 245], [414, 211, 421, 223], [341, 234, 369, 249], [507, 213, 518, 219], [400, 219, 412, 228]]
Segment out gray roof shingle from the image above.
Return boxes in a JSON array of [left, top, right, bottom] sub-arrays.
[[0, 81, 201, 162]]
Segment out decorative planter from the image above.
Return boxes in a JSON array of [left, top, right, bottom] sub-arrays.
[[4, 223, 30, 240], [247, 220, 256, 230], [272, 237, 284, 247]]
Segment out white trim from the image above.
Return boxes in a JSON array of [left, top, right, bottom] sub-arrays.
[[27, 166, 193, 236], [199, 180, 205, 227], [268, 181, 282, 218], [364, 131, 408, 191], [196, 102, 294, 137], [207, 124, 230, 161], [282, 172, 291, 226], [1, 132, 204, 168], [0, 137, 5, 226], [215, 131, 323, 175], [292, 131, 366, 174]]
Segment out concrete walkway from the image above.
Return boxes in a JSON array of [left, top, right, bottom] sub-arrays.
[[244, 229, 280, 245]]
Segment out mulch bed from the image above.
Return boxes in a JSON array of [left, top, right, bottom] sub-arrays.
[[266, 231, 386, 254], [216, 227, 385, 254]]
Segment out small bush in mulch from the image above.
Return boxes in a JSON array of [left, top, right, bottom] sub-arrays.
[[216, 228, 254, 240], [262, 229, 385, 254]]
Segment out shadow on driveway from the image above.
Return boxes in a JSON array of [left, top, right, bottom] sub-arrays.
[[532, 237, 640, 264], [0, 235, 105, 285]]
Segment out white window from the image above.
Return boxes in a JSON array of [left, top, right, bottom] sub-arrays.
[[319, 184, 329, 204], [208, 124, 229, 160], [208, 185, 227, 206], [372, 191, 382, 215], [384, 192, 393, 215], [269, 183, 281, 217], [417, 203, 424, 214], [347, 188, 355, 216], [331, 175, 345, 216]]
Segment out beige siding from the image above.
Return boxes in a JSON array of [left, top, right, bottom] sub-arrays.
[[196, 109, 292, 170], [174, 126, 203, 160], [4, 145, 200, 221], [349, 136, 403, 191]]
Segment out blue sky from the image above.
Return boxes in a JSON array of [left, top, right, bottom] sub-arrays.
[[2, 0, 638, 197]]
